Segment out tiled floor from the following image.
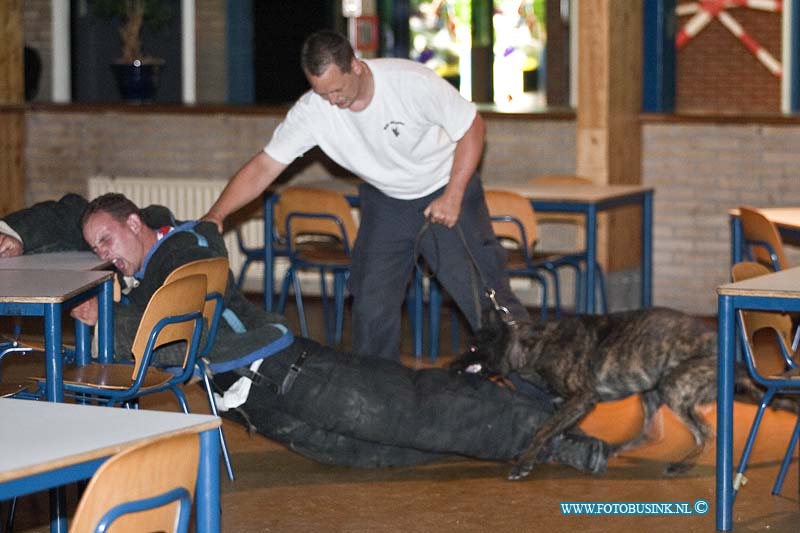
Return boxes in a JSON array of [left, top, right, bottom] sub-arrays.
[[3, 300, 799, 532]]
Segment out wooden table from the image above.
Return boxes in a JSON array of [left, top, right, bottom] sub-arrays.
[[729, 207, 800, 265], [0, 252, 114, 365], [498, 182, 654, 313], [0, 251, 109, 272], [260, 180, 654, 315], [716, 266, 800, 530], [0, 269, 113, 401], [0, 398, 221, 533]]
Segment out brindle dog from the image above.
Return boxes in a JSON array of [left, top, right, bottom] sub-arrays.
[[451, 307, 770, 480]]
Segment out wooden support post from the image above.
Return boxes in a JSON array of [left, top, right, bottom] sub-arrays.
[[576, 0, 643, 272], [0, 0, 25, 216]]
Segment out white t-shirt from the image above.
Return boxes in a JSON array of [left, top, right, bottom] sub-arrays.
[[265, 58, 477, 200]]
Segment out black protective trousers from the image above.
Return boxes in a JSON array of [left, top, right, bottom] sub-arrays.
[[218, 337, 602, 470]]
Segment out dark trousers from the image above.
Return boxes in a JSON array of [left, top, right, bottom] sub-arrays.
[[349, 175, 529, 360]]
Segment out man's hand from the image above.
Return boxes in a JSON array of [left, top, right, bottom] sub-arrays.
[[70, 298, 98, 326], [423, 193, 461, 228], [201, 210, 225, 234], [0, 234, 23, 258]]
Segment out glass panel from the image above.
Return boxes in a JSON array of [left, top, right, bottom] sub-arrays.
[[409, 0, 473, 99], [492, 0, 546, 110]]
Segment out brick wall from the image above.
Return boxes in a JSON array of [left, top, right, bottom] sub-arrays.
[[644, 120, 800, 314], [676, 7, 782, 113], [22, 109, 800, 315]]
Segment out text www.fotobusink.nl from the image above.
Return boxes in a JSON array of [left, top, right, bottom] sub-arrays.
[[560, 500, 709, 516]]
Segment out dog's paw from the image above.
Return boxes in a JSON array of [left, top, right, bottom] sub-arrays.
[[663, 461, 694, 476], [507, 462, 534, 481]]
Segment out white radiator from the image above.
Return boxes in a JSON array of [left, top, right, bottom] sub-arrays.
[[87, 176, 269, 292]]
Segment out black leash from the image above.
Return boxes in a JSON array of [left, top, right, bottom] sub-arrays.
[[413, 220, 515, 328]]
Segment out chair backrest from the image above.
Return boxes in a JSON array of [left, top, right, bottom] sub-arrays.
[[739, 205, 789, 271], [130, 274, 207, 379], [731, 261, 795, 375], [69, 432, 199, 533], [484, 189, 539, 251], [276, 186, 358, 250], [163, 257, 230, 355]]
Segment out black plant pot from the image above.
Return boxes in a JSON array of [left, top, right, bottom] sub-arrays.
[[111, 61, 164, 103]]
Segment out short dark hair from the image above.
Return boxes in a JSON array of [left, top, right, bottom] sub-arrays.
[[301, 30, 354, 77], [81, 193, 141, 228]]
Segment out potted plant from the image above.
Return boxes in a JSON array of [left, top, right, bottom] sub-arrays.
[[89, 0, 173, 102]]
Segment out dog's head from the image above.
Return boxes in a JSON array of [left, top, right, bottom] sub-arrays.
[[450, 312, 517, 378], [450, 310, 532, 378]]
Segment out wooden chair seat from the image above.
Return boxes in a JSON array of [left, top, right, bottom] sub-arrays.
[[59, 363, 176, 391], [295, 241, 350, 265], [503, 248, 579, 271], [0, 382, 33, 398]]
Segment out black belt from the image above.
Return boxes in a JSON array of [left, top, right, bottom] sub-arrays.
[[236, 350, 309, 396]]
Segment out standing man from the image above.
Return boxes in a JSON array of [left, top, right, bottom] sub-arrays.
[[205, 30, 528, 360]]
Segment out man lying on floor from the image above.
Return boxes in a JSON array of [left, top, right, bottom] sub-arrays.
[[0, 193, 608, 475]]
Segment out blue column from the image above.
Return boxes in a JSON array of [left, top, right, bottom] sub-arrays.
[[227, 0, 254, 104], [790, 0, 800, 111], [642, 0, 676, 112]]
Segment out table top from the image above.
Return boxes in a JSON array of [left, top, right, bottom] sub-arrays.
[[0, 398, 220, 483], [0, 251, 109, 271], [492, 182, 653, 202], [275, 179, 653, 203], [0, 269, 112, 303], [729, 207, 800, 230], [718, 265, 800, 298]]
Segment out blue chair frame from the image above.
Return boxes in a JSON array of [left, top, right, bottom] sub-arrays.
[[278, 211, 354, 346], [734, 310, 800, 498], [93, 487, 192, 533]]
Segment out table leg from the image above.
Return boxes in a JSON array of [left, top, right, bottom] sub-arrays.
[[49, 487, 67, 533], [196, 429, 221, 533], [716, 295, 735, 531], [44, 303, 67, 533], [97, 278, 114, 363], [584, 205, 598, 314], [641, 191, 653, 308], [73, 323, 90, 366], [43, 303, 63, 403]]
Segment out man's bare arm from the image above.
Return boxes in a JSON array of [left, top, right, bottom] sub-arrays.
[[423, 113, 486, 228], [203, 151, 288, 232]]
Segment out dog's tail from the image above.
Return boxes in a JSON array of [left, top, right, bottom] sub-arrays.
[[734, 363, 798, 413]]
